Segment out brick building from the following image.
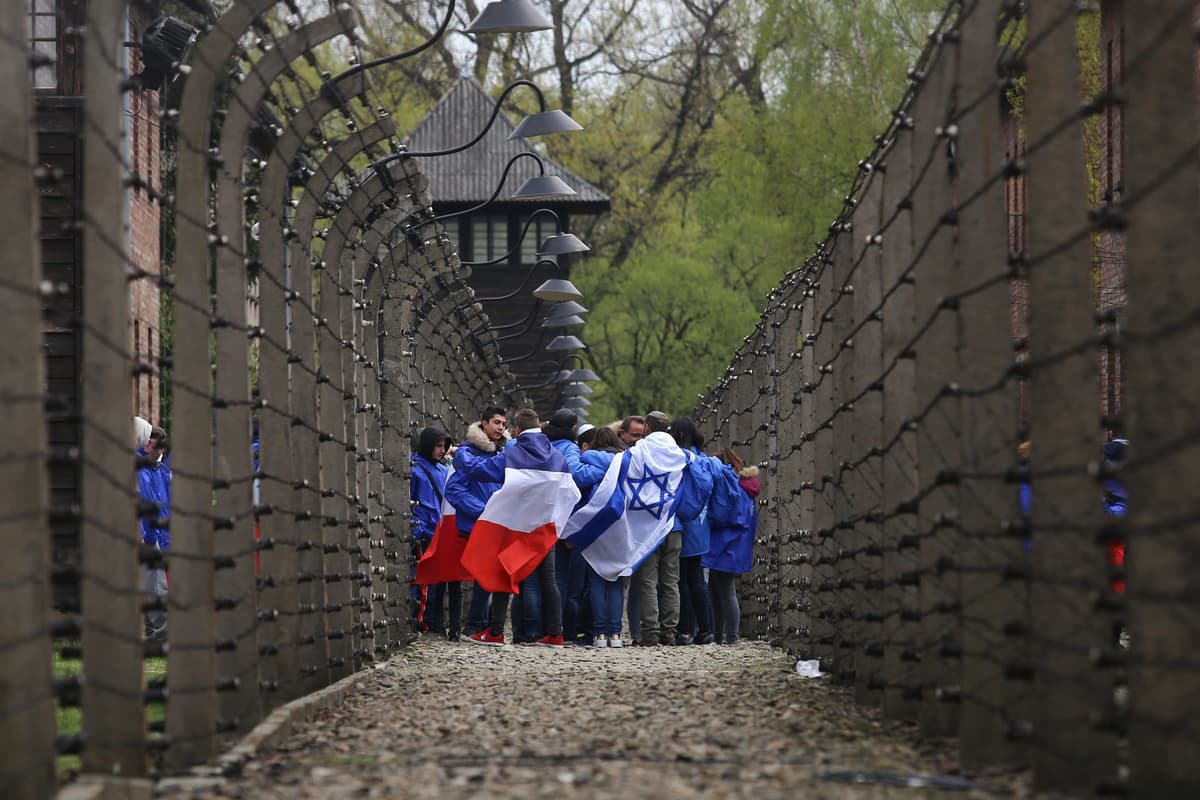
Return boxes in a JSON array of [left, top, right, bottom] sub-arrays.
[[31, 0, 165, 604]]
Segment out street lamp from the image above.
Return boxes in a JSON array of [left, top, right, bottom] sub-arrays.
[[560, 382, 593, 396], [463, 208, 589, 267], [546, 335, 586, 351], [405, 80, 581, 159], [466, 0, 553, 33], [473, 258, 584, 304], [434, 152, 575, 223]]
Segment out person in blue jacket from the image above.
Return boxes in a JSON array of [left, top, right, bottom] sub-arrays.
[[544, 409, 600, 645], [411, 426, 454, 637], [445, 406, 508, 639], [670, 417, 717, 645], [135, 417, 171, 640], [575, 426, 628, 646], [703, 447, 759, 645]]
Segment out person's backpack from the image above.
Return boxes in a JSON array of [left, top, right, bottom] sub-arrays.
[[707, 462, 742, 527], [674, 453, 715, 523]]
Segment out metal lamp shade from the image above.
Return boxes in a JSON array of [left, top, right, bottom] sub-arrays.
[[541, 314, 586, 329], [550, 300, 588, 315], [537, 232, 590, 256], [560, 382, 593, 396], [546, 335, 586, 351], [565, 367, 599, 382], [465, 0, 552, 33], [509, 109, 584, 139], [533, 278, 583, 302], [554, 369, 572, 382], [511, 174, 576, 201], [562, 397, 592, 409]]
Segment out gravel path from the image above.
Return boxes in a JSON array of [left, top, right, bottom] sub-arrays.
[[161, 638, 1020, 799]]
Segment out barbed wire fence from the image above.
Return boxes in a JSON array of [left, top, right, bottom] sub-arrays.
[[698, 0, 1199, 795], [0, 1, 523, 796]]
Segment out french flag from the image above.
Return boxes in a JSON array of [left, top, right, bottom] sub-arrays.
[[414, 466, 472, 585], [561, 432, 691, 581], [461, 432, 581, 593]]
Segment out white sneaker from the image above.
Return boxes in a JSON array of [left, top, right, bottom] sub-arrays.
[[592, 635, 608, 648], [608, 635, 624, 648]]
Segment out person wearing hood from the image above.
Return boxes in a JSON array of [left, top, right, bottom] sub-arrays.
[[703, 447, 760, 645], [631, 410, 690, 646], [446, 406, 509, 638], [411, 426, 455, 637], [135, 416, 170, 640], [670, 417, 718, 646]]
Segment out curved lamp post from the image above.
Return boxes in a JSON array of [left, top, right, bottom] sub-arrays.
[[373, 80, 580, 167], [463, 208, 589, 267], [434, 152, 575, 222], [471, 257, 584, 304]]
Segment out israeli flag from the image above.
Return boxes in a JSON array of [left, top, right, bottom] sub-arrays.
[[561, 431, 692, 580]]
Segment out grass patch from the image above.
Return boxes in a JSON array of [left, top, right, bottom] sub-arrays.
[[53, 649, 167, 781]]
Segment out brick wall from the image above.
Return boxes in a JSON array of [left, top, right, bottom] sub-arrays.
[[1097, 0, 1126, 425], [127, 14, 162, 424]]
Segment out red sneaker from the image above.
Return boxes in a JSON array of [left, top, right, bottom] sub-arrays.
[[534, 635, 565, 648], [468, 630, 506, 647]]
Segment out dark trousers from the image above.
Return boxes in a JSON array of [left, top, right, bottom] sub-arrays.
[[709, 570, 740, 643], [421, 581, 463, 635], [488, 591, 510, 636], [519, 551, 563, 639], [678, 555, 713, 637], [564, 546, 590, 639], [466, 582, 490, 634]]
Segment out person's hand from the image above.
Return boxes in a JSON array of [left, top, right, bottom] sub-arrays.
[[446, 445, 458, 459]]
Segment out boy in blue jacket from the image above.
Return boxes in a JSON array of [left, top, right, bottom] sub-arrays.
[[445, 406, 508, 638], [411, 426, 453, 636]]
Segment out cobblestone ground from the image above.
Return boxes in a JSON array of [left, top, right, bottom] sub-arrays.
[[162, 638, 1024, 799]]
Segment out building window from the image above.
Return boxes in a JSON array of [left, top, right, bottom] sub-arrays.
[[28, 0, 58, 91], [471, 214, 508, 262], [440, 219, 459, 254], [519, 217, 553, 265]]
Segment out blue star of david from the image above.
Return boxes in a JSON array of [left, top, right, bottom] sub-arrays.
[[626, 469, 675, 520]]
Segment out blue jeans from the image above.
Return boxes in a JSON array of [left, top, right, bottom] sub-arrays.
[[587, 564, 625, 636], [518, 570, 543, 641], [519, 552, 562, 639]]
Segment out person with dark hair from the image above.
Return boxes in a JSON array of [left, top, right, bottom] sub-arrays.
[[542, 409, 591, 644], [704, 447, 760, 645], [446, 406, 508, 639], [461, 407, 578, 647], [576, 426, 627, 646], [411, 426, 456, 637], [631, 410, 685, 645], [577, 424, 597, 448], [670, 417, 717, 645], [618, 415, 646, 449]]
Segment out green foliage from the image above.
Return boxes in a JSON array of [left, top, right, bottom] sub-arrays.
[[568, 0, 944, 420]]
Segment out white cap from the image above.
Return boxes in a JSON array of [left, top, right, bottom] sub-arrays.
[[577, 423, 595, 436]]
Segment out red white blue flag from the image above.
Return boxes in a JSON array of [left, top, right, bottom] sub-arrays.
[[461, 432, 581, 593], [414, 466, 471, 585]]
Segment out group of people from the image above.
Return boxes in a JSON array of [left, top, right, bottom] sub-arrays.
[[410, 406, 761, 648]]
